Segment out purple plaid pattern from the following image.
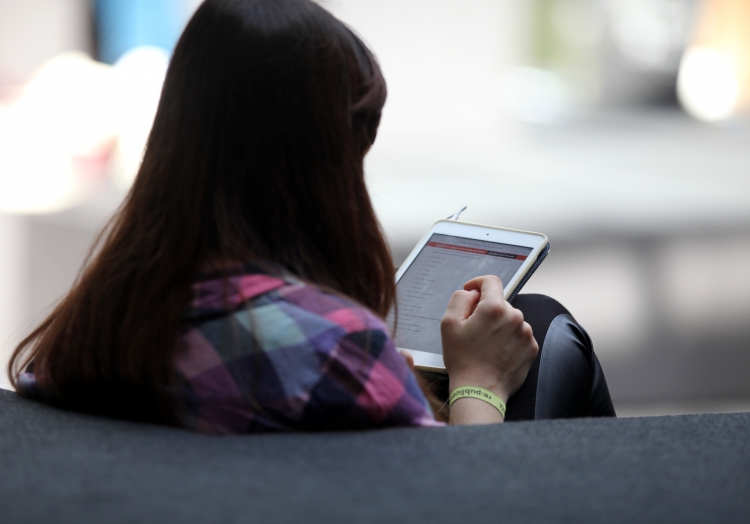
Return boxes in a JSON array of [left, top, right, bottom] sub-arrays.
[[178, 264, 442, 433]]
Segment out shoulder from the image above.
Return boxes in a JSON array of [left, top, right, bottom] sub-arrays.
[[178, 271, 437, 431], [182, 273, 391, 363], [274, 280, 389, 338], [184, 263, 388, 338]]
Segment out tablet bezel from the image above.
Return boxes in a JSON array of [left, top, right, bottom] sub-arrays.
[[393, 219, 548, 373]]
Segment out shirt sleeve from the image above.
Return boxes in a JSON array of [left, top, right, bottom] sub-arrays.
[[16, 372, 46, 399], [303, 325, 445, 430]]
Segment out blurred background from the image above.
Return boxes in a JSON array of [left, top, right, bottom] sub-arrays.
[[1, 0, 749, 416]]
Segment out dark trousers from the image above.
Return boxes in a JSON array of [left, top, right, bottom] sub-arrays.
[[420, 294, 617, 421]]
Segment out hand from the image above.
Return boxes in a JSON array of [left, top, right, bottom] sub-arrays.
[[440, 275, 538, 423], [400, 350, 415, 370]]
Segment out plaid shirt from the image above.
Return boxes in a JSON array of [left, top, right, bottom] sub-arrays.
[[178, 264, 441, 433]]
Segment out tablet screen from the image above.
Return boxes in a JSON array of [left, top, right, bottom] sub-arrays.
[[389, 233, 532, 355]]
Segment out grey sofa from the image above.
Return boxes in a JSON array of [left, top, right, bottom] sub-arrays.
[[1, 388, 748, 523]]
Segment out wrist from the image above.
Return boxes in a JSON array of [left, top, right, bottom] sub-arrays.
[[449, 386, 507, 421], [449, 373, 510, 404]]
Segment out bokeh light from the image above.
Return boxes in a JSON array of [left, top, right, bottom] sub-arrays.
[[678, 46, 740, 122], [0, 52, 113, 214]]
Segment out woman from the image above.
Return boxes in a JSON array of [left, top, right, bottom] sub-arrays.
[[8, 0, 614, 432]]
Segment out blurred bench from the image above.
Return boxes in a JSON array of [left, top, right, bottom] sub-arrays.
[[1, 388, 748, 523]]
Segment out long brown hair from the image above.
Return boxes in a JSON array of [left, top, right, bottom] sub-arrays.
[[7, 0, 396, 424]]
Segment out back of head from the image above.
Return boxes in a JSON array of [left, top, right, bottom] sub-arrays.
[[8, 0, 394, 423], [146, 0, 390, 298]]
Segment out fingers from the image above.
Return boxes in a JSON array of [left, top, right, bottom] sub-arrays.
[[510, 307, 525, 328], [520, 319, 533, 339], [517, 321, 539, 361], [442, 289, 480, 324], [463, 275, 505, 303], [463, 274, 505, 292], [400, 349, 415, 369], [463, 275, 509, 322]]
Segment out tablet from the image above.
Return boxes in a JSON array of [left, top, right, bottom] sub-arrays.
[[388, 219, 549, 373]]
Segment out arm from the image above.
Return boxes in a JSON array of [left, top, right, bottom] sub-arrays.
[[440, 275, 539, 425], [306, 324, 441, 430]]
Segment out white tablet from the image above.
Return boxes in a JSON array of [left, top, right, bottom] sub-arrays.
[[388, 219, 549, 373]]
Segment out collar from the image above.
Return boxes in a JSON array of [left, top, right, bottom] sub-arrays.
[[184, 262, 291, 319]]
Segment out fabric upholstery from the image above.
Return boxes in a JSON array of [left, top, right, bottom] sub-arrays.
[[1, 389, 748, 523]]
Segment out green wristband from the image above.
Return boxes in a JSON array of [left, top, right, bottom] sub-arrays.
[[449, 386, 506, 419]]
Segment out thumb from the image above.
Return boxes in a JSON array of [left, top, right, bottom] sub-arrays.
[[443, 289, 480, 323]]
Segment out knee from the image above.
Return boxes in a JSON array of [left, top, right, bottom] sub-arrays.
[[511, 293, 570, 321], [535, 313, 594, 419]]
